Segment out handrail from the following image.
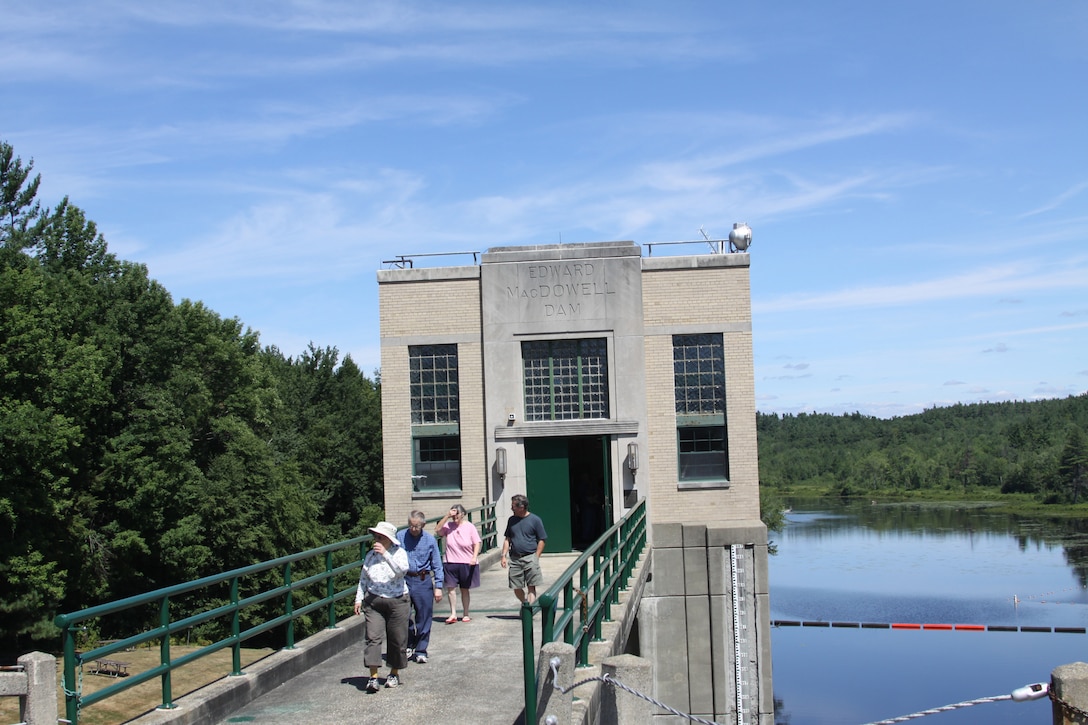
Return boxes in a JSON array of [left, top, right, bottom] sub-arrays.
[[519, 498, 648, 724], [55, 500, 496, 724]]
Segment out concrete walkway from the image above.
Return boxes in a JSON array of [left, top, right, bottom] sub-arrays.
[[216, 552, 581, 725]]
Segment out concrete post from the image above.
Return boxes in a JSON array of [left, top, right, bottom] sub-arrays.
[[18, 652, 58, 725], [600, 654, 651, 725], [537, 641, 575, 725], [1052, 662, 1088, 725]]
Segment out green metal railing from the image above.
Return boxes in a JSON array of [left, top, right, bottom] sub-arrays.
[[54, 501, 497, 724], [519, 497, 648, 724]]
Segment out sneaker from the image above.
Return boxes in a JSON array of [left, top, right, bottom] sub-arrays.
[[414, 654, 428, 664], [385, 674, 400, 688], [366, 677, 380, 693], [406, 647, 414, 660]]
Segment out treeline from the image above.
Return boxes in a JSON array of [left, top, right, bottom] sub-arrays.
[[757, 395, 1088, 501], [1, 142, 384, 652]]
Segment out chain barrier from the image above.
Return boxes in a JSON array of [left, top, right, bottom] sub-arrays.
[[863, 682, 1049, 724], [545, 658, 1050, 725], [1052, 685, 1088, 722], [545, 657, 724, 725]]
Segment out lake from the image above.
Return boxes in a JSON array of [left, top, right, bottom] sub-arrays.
[[769, 500, 1088, 725]]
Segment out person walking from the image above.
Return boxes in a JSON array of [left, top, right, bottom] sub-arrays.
[[396, 511, 444, 664], [500, 494, 548, 605], [354, 521, 410, 692], [435, 504, 482, 623]]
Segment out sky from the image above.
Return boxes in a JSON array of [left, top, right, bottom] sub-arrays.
[[3, 1, 1086, 419]]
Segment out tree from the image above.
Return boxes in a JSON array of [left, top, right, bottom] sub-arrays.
[[1059, 428, 1088, 505], [0, 142, 43, 251]]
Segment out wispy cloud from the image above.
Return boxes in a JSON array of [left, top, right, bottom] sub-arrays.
[[1018, 181, 1088, 219], [756, 261, 1088, 314]]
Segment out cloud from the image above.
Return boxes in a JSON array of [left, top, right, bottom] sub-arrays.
[[1017, 181, 1088, 219], [756, 261, 1088, 314], [982, 343, 1009, 354]]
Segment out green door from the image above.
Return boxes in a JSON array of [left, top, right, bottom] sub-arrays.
[[525, 438, 573, 552]]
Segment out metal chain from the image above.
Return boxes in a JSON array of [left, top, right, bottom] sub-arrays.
[[1052, 688, 1088, 722], [547, 658, 724, 725]]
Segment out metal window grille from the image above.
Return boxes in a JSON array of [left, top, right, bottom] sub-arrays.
[[673, 333, 724, 415], [409, 344, 459, 425], [522, 338, 609, 421]]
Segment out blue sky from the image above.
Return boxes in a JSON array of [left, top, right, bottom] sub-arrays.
[[3, 1, 1086, 418]]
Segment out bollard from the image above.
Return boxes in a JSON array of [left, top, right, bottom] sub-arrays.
[[537, 641, 575, 725], [18, 652, 58, 725], [1052, 662, 1088, 725], [600, 654, 652, 725]]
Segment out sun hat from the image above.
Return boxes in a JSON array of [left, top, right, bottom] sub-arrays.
[[368, 521, 398, 541]]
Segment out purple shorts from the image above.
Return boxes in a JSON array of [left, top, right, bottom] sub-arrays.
[[443, 562, 481, 589]]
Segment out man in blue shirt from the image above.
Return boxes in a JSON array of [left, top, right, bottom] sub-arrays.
[[396, 511, 445, 663]]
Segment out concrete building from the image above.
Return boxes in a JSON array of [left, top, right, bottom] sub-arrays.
[[377, 239, 772, 724]]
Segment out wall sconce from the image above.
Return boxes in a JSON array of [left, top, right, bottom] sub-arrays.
[[495, 447, 507, 480], [627, 442, 639, 475]]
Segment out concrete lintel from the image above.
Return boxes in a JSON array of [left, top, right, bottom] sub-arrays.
[[707, 520, 767, 546]]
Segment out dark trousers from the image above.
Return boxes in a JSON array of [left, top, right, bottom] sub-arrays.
[[363, 593, 409, 670], [406, 575, 435, 656]]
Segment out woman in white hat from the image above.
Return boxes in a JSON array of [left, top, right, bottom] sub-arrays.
[[353, 521, 410, 692]]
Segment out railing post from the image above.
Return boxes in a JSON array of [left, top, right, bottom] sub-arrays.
[[326, 551, 337, 629], [60, 620, 79, 725], [1052, 662, 1088, 724], [284, 561, 295, 649], [600, 654, 652, 725], [230, 577, 242, 676], [521, 601, 538, 725], [19, 651, 58, 725], [159, 595, 175, 710]]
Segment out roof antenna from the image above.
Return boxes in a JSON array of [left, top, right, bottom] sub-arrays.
[[699, 226, 722, 254]]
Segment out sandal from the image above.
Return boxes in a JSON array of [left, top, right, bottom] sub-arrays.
[[445, 616, 458, 624], [460, 616, 471, 622]]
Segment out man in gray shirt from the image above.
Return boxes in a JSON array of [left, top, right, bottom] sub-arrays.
[[500, 494, 548, 605]]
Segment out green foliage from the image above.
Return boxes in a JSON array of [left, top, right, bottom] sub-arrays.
[[758, 396, 1088, 505], [0, 140, 384, 654]]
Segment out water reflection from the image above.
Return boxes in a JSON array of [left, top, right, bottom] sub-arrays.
[[769, 500, 1088, 725]]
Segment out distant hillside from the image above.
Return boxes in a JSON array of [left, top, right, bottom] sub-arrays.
[[756, 394, 1088, 501]]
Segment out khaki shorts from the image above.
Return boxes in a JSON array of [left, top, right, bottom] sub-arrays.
[[507, 554, 543, 589]]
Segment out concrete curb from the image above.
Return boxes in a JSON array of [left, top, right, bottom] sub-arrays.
[[127, 615, 367, 725]]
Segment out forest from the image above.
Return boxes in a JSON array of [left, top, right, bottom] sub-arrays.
[[757, 395, 1088, 502], [3, 139, 1086, 656], [1, 142, 384, 653]]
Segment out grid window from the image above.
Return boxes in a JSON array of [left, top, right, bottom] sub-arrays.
[[673, 334, 728, 481], [522, 338, 609, 421], [673, 334, 724, 415], [410, 344, 461, 492], [410, 344, 459, 425], [677, 426, 727, 481], [413, 436, 461, 492]]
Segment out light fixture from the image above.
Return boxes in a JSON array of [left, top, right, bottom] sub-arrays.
[[627, 442, 639, 474], [495, 447, 507, 479], [728, 222, 752, 252]]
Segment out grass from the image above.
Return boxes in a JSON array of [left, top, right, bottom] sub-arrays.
[[0, 644, 273, 725]]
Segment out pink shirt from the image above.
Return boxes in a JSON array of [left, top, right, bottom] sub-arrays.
[[439, 520, 481, 564]]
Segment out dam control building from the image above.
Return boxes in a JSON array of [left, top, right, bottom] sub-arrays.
[[377, 237, 773, 724]]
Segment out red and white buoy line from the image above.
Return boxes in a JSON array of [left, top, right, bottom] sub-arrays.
[[771, 619, 1086, 633]]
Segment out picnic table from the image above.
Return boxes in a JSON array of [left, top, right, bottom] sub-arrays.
[[92, 659, 130, 677]]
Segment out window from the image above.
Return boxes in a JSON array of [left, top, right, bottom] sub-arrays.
[[522, 338, 609, 421], [673, 334, 728, 482], [410, 345, 461, 493]]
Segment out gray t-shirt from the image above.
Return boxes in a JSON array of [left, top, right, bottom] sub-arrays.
[[505, 512, 547, 556]]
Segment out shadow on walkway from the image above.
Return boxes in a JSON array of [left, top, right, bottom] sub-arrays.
[[217, 553, 581, 725]]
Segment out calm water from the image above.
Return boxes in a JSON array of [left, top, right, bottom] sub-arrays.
[[769, 501, 1088, 725]]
